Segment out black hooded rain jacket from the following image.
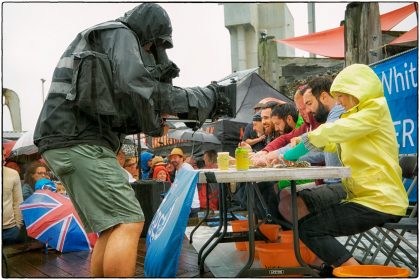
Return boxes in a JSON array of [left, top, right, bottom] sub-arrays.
[[34, 3, 218, 154]]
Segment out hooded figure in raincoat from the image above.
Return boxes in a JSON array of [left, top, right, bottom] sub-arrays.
[[33, 3, 233, 277], [140, 151, 154, 179], [284, 64, 408, 271]]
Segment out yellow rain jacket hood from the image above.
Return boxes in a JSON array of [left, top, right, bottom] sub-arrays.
[[308, 64, 408, 216]]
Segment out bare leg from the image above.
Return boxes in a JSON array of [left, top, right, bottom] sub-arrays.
[[90, 228, 113, 277], [339, 257, 360, 266], [278, 189, 310, 223], [102, 222, 143, 277], [278, 189, 325, 266]]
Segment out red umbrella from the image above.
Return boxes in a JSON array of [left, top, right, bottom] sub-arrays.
[[19, 190, 98, 252], [3, 140, 16, 159]]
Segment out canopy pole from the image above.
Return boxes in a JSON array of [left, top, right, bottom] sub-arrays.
[[307, 3, 316, 58]]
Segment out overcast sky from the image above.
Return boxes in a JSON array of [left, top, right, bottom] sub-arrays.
[[2, 2, 416, 132]]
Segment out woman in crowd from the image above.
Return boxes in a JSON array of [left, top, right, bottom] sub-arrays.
[[124, 157, 139, 181], [21, 161, 49, 200], [283, 64, 408, 274]]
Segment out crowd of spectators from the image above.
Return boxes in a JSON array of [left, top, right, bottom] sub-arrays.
[[2, 64, 409, 275]]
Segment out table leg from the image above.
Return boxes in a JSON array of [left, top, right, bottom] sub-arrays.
[[290, 180, 319, 277], [198, 183, 228, 273], [237, 182, 256, 277], [190, 184, 210, 244]]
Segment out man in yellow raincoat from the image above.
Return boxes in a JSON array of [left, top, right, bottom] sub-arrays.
[[284, 64, 408, 274]]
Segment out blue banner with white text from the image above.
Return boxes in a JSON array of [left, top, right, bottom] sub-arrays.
[[371, 48, 418, 155], [144, 169, 199, 277]]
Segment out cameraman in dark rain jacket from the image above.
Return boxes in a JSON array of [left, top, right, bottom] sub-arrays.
[[34, 3, 231, 277]]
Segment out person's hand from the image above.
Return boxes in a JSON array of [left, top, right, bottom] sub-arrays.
[[277, 153, 292, 166], [290, 136, 302, 148], [238, 141, 252, 149], [269, 157, 281, 165], [251, 150, 267, 160], [266, 150, 279, 164], [258, 134, 266, 142], [270, 153, 288, 166], [251, 153, 268, 167], [254, 156, 268, 167]]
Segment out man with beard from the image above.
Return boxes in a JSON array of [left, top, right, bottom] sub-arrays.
[[251, 86, 320, 166], [277, 76, 346, 228], [271, 103, 301, 135], [168, 148, 200, 217], [260, 101, 281, 142], [239, 102, 280, 152]]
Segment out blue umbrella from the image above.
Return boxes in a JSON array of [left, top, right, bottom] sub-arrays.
[[19, 190, 98, 252]]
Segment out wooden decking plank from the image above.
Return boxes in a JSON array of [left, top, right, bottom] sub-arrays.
[[3, 236, 213, 277], [6, 267, 24, 277], [16, 250, 74, 277], [5, 253, 49, 277], [55, 253, 91, 276], [69, 250, 91, 260]]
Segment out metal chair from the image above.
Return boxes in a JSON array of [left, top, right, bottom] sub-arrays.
[[344, 154, 418, 274]]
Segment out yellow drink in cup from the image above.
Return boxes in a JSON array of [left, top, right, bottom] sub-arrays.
[[235, 147, 250, 171], [217, 152, 230, 170]]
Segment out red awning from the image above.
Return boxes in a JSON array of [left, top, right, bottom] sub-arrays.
[[275, 3, 417, 58], [380, 3, 417, 31], [389, 26, 418, 45], [277, 26, 344, 58]]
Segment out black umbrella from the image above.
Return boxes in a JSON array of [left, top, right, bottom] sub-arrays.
[[167, 129, 221, 144], [167, 128, 221, 157]]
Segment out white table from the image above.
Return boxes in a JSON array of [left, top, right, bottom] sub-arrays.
[[195, 166, 351, 277]]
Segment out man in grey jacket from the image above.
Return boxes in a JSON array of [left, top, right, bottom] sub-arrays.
[[277, 76, 346, 224], [34, 3, 232, 277]]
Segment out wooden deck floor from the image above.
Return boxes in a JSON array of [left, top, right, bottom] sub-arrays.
[[3, 237, 213, 278]]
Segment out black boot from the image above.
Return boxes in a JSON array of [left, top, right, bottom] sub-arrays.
[[318, 263, 334, 278]]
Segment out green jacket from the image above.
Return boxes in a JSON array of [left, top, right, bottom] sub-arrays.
[[308, 64, 408, 216]]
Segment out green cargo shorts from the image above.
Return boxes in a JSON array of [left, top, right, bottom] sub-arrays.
[[42, 144, 144, 233]]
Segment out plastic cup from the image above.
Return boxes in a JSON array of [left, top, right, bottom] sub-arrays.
[[235, 147, 250, 171], [217, 152, 230, 170]]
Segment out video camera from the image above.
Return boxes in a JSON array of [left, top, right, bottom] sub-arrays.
[[166, 81, 237, 130], [212, 81, 237, 120]]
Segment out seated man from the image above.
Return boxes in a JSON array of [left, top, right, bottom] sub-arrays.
[[242, 113, 266, 152], [276, 76, 346, 225], [237, 102, 284, 222], [270, 102, 324, 188], [251, 85, 320, 166], [270, 103, 302, 136], [283, 64, 407, 274]]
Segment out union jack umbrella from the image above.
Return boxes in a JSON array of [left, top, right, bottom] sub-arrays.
[[19, 190, 98, 252]]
